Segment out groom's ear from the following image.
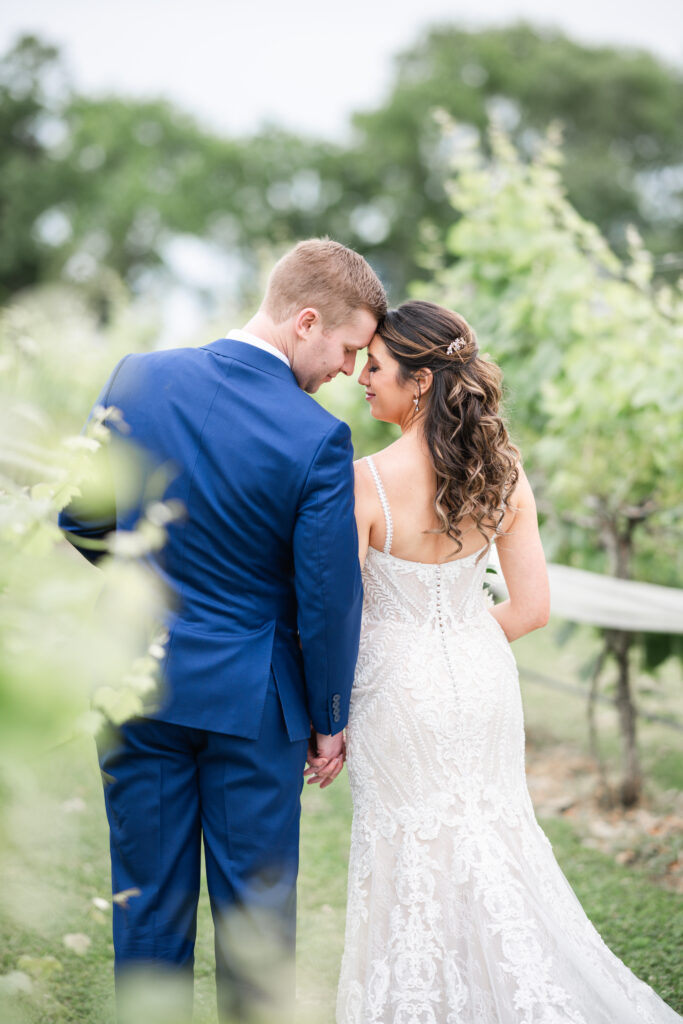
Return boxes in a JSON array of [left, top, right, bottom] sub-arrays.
[[294, 307, 321, 338]]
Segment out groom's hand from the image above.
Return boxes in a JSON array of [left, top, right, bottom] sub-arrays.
[[304, 729, 345, 789]]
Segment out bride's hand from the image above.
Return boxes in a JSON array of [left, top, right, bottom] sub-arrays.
[[305, 729, 346, 788], [304, 754, 344, 788]]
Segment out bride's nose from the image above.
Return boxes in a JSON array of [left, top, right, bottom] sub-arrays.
[[358, 363, 370, 386]]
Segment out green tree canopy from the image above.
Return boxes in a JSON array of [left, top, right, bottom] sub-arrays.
[[351, 23, 683, 290], [2, 26, 683, 303], [0, 36, 347, 304], [0, 36, 77, 296]]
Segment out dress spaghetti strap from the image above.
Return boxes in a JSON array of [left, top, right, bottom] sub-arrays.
[[365, 455, 393, 555]]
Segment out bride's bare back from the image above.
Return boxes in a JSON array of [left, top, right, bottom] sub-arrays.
[[354, 432, 549, 642], [354, 435, 495, 565]]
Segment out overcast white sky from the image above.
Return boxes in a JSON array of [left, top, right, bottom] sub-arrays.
[[2, 0, 682, 140]]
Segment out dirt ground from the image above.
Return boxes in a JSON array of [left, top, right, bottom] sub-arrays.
[[525, 738, 683, 893]]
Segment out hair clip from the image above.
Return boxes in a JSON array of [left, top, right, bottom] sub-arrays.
[[446, 338, 466, 355]]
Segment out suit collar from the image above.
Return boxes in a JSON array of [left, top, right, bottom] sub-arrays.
[[202, 337, 298, 385], [226, 328, 291, 368]]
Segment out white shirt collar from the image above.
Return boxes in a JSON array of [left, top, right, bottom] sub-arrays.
[[226, 328, 291, 368]]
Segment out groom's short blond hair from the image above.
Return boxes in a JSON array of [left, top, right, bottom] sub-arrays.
[[263, 239, 386, 328]]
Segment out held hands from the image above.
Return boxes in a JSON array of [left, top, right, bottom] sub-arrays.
[[304, 727, 346, 789]]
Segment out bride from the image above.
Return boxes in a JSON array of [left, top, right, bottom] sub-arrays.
[[331, 300, 681, 1023]]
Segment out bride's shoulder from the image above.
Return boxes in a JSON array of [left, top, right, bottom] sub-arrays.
[[507, 462, 534, 503], [353, 444, 392, 482], [353, 453, 375, 490], [499, 461, 536, 534], [353, 451, 390, 513], [353, 447, 381, 472], [353, 438, 401, 471]]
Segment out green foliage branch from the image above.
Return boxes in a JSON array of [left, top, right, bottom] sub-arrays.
[[419, 115, 683, 804]]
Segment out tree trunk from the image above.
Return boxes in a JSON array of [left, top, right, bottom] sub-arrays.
[[606, 628, 641, 806], [599, 511, 642, 808], [587, 643, 613, 807]]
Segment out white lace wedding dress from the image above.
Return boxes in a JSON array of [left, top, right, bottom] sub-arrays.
[[336, 456, 681, 1024]]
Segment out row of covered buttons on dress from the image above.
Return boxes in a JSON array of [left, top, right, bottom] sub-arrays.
[[332, 693, 341, 723], [435, 564, 457, 682]]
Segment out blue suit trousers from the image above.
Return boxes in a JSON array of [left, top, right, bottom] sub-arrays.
[[97, 674, 308, 1021]]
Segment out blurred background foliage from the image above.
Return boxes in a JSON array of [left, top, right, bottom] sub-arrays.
[[2, 25, 683, 305], [1, 18, 682, 1021], [0, 280, 169, 755]]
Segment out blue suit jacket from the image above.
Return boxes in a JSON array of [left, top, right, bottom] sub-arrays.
[[59, 338, 363, 742]]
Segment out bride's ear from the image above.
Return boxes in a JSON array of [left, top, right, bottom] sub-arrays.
[[414, 367, 434, 396]]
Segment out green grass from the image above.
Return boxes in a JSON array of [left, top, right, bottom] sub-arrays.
[[540, 818, 683, 1011], [1, 705, 681, 1022]]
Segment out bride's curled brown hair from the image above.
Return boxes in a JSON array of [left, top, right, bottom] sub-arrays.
[[377, 300, 520, 553]]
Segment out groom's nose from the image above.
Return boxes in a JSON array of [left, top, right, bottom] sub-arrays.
[[341, 350, 357, 376]]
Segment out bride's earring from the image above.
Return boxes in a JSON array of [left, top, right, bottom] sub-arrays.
[[413, 395, 420, 412]]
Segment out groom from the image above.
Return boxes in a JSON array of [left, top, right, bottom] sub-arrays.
[[59, 239, 386, 1021]]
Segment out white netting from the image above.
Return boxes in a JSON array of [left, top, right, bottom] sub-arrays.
[[488, 548, 683, 634]]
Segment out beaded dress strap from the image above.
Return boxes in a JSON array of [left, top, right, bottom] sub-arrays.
[[365, 456, 393, 555]]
